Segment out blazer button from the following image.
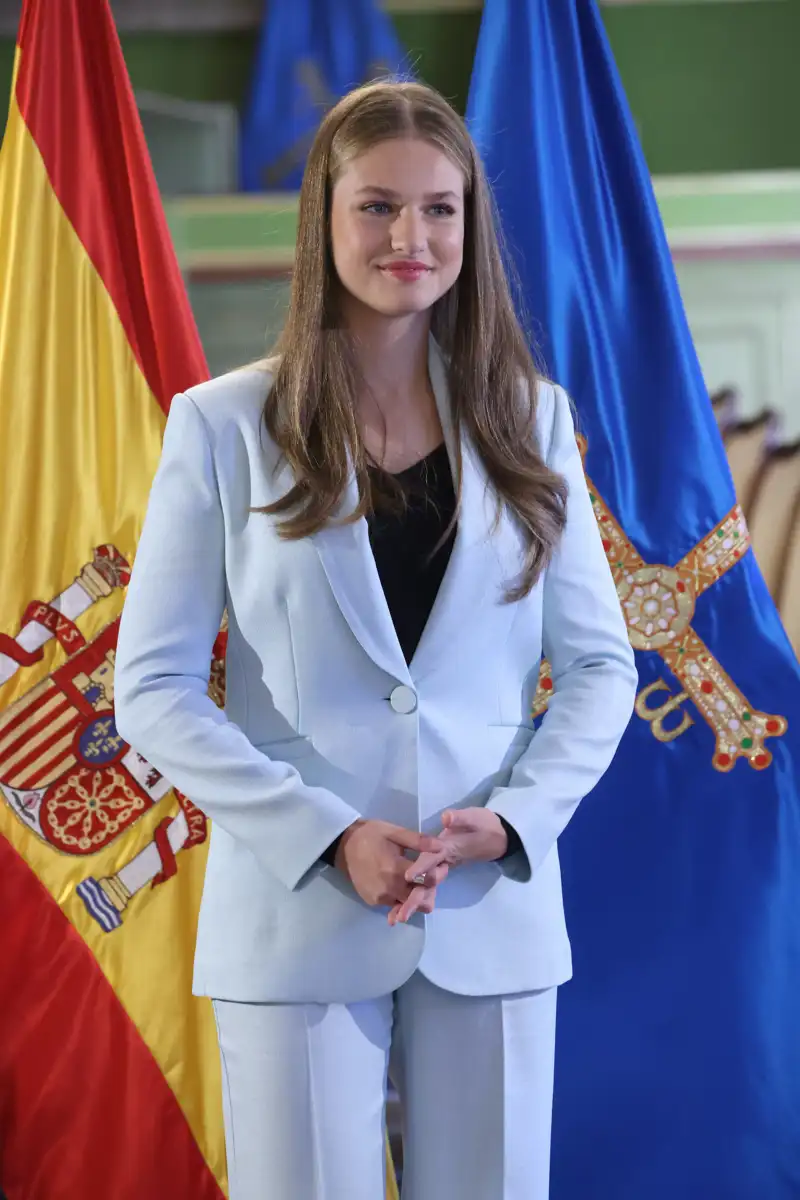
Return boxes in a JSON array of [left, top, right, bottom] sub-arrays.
[[389, 684, 418, 714]]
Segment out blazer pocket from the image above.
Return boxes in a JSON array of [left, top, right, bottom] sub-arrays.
[[253, 735, 314, 762]]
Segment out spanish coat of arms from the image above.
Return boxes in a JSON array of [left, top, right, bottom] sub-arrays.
[[0, 545, 226, 932]]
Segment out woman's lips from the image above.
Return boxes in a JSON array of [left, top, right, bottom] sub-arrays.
[[379, 263, 432, 282]]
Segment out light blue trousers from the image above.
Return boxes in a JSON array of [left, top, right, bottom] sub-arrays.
[[212, 971, 557, 1200]]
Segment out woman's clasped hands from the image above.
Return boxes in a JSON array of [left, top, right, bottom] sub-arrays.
[[333, 808, 509, 927]]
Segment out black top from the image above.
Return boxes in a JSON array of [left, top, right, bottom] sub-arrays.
[[320, 441, 521, 867], [368, 441, 457, 663]]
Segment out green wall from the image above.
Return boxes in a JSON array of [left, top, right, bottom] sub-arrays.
[[1, 3, 799, 176], [601, 1, 800, 175]]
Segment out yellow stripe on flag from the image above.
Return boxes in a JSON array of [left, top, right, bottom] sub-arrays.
[[0, 80, 228, 1194], [1, 20, 401, 1192]]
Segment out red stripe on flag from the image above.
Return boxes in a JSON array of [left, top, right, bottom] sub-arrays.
[[0, 701, 74, 770], [15, 742, 77, 790], [14, 0, 209, 413], [0, 836, 225, 1200], [0, 691, 70, 750]]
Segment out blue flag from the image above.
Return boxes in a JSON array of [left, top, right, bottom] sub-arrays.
[[240, 0, 409, 191], [468, 3, 800, 1196]]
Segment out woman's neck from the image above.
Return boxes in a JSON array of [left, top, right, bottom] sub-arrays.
[[342, 304, 443, 470], [348, 309, 431, 404]]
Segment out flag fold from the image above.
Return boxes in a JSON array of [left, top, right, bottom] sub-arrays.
[[467, 2, 800, 1196], [0, 3, 226, 1197], [240, 0, 409, 191]]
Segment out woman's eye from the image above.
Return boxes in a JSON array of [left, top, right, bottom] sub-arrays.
[[361, 201, 457, 217]]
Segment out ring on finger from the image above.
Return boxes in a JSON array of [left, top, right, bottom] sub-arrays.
[[412, 873, 427, 886]]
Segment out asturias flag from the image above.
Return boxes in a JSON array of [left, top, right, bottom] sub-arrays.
[[0, 3, 227, 1197], [468, 1, 800, 1196], [240, 0, 409, 191]]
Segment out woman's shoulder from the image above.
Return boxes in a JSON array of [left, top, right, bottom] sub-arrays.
[[532, 377, 570, 461], [534, 376, 557, 426], [180, 358, 278, 437]]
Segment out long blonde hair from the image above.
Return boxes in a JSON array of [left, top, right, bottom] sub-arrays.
[[259, 80, 567, 601]]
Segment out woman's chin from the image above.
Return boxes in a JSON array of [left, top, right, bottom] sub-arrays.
[[362, 289, 438, 320]]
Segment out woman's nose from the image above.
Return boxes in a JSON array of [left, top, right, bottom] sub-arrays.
[[390, 207, 426, 256]]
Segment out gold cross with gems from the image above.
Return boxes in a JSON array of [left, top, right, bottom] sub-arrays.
[[532, 436, 788, 772]]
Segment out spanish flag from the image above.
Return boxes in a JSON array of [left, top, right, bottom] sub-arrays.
[[0, 1, 226, 1196], [0, 6, 401, 1198]]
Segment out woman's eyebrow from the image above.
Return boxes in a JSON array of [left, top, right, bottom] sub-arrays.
[[355, 186, 460, 201]]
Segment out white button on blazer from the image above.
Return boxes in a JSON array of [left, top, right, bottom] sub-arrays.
[[114, 339, 637, 1005], [389, 685, 418, 715]]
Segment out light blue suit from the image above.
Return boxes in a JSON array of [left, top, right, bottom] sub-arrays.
[[114, 340, 637, 1198]]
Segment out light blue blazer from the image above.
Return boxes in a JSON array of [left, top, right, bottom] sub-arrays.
[[114, 341, 637, 1004]]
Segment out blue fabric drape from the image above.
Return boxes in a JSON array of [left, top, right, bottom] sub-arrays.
[[468, 3, 800, 1196], [240, 0, 409, 191]]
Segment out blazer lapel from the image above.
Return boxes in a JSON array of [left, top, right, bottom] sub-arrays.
[[408, 338, 520, 681], [310, 461, 412, 685], [309, 337, 521, 684]]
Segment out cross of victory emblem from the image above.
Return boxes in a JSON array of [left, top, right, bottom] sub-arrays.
[[532, 435, 788, 772]]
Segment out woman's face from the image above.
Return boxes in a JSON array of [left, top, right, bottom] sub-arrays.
[[329, 137, 465, 322]]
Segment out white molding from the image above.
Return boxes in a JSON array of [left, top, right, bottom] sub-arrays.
[[183, 247, 295, 271], [171, 194, 299, 217], [669, 224, 800, 251], [655, 171, 800, 196], [673, 257, 800, 438]]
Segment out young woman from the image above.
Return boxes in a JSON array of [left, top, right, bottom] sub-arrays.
[[115, 80, 637, 1200]]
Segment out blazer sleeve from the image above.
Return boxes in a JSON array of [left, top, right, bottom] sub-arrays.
[[486, 384, 637, 882], [113, 391, 361, 891]]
